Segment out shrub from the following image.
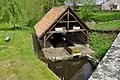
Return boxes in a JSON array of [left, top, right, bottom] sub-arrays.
[[77, 4, 94, 21]]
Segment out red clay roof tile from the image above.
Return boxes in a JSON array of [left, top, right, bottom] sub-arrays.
[[34, 6, 68, 38]]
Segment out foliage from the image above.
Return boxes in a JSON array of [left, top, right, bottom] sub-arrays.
[[0, 31, 58, 80], [0, 0, 26, 27], [77, 4, 94, 21], [42, 0, 63, 13], [0, 0, 64, 29], [72, 0, 96, 21], [91, 20, 120, 30], [89, 32, 117, 60]]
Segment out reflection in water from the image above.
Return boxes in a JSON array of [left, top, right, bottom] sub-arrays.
[[48, 57, 94, 80], [83, 63, 92, 80], [70, 63, 93, 80], [32, 34, 94, 80]]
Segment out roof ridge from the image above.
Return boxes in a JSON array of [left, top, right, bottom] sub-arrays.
[[52, 6, 69, 8]]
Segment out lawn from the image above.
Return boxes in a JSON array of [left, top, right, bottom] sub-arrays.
[[0, 30, 58, 80], [90, 20, 120, 30], [76, 10, 120, 22], [0, 30, 117, 80], [92, 12, 120, 22], [89, 32, 117, 60]]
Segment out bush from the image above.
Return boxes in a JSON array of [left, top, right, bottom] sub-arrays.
[[77, 4, 94, 21]]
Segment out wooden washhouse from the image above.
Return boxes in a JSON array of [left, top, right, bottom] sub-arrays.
[[34, 6, 94, 61]]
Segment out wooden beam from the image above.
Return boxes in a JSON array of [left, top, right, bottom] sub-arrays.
[[45, 33, 54, 41], [86, 31, 89, 44], [67, 10, 69, 30], [68, 29, 87, 32], [58, 21, 78, 23], [82, 30, 88, 38], [69, 12, 85, 29], [69, 21, 78, 22], [47, 29, 87, 34], [69, 12, 88, 37], [45, 12, 69, 41], [57, 12, 68, 23], [44, 35, 47, 48], [47, 31, 67, 34], [48, 12, 68, 32]]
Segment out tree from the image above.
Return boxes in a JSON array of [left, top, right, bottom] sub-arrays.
[[78, 4, 94, 21], [75, 0, 97, 21], [0, 0, 44, 28], [41, 0, 64, 13]]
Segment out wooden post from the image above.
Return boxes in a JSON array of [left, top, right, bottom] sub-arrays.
[[44, 35, 46, 48], [46, 33, 53, 41], [86, 31, 89, 44], [67, 10, 70, 30]]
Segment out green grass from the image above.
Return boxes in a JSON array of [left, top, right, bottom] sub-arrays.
[[90, 20, 120, 30], [89, 32, 117, 60], [92, 12, 120, 22], [0, 23, 13, 30], [0, 31, 58, 80], [76, 10, 120, 22]]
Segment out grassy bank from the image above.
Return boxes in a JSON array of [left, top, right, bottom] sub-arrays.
[[90, 20, 120, 30], [76, 10, 120, 22], [89, 32, 117, 60], [0, 22, 118, 79], [92, 12, 120, 22], [0, 31, 58, 80]]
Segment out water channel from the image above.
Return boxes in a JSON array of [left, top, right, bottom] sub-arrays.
[[32, 35, 95, 80], [48, 57, 94, 80]]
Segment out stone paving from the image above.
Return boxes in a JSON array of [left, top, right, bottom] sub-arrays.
[[89, 33, 120, 80]]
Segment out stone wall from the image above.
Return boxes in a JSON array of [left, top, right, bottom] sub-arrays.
[[89, 33, 120, 80]]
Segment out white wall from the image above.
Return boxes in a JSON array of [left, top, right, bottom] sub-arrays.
[[117, 5, 120, 10], [102, 0, 120, 10], [101, 1, 111, 10]]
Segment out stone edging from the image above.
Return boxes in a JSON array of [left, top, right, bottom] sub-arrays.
[[89, 33, 120, 80]]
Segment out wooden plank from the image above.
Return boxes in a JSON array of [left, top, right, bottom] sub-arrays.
[[69, 21, 78, 22], [44, 35, 47, 48], [58, 21, 78, 23], [86, 31, 89, 44], [47, 29, 87, 34], [67, 10, 70, 30], [68, 29, 87, 32], [45, 33, 54, 41]]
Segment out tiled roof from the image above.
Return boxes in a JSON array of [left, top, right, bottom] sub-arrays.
[[34, 6, 68, 38]]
